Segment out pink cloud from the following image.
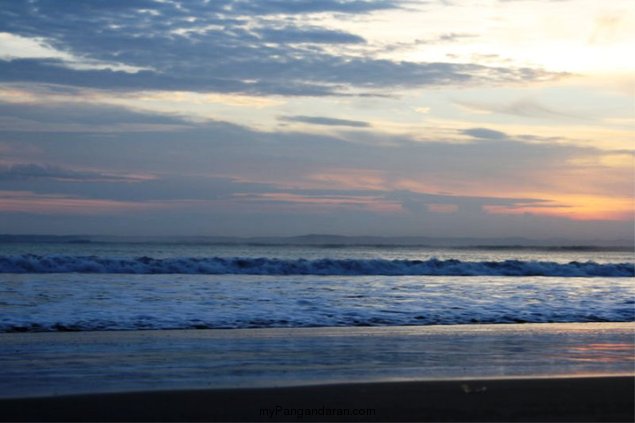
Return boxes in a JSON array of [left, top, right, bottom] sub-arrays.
[[233, 192, 402, 213], [0, 191, 180, 215]]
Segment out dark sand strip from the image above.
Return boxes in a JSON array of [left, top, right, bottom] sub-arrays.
[[1, 376, 633, 422]]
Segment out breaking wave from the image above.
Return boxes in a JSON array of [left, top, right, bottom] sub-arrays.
[[0, 255, 633, 277]]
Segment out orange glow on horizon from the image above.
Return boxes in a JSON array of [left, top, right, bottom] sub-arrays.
[[484, 194, 634, 221]]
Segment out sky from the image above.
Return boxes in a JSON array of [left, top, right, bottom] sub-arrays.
[[0, 0, 633, 241]]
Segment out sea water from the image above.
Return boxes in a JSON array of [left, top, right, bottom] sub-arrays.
[[1, 242, 633, 332]]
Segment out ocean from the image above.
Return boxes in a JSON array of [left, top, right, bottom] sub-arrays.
[[1, 242, 633, 333]]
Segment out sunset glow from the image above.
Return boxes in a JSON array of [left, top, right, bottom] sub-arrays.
[[0, 0, 632, 241]]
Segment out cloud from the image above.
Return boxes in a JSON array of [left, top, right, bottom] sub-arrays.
[[1, 101, 629, 200], [257, 27, 366, 44], [0, 163, 149, 182], [0, 158, 554, 220], [386, 190, 549, 214], [0, 99, 631, 238], [455, 98, 584, 120], [0, 190, 202, 216], [280, 115, 371, 127], [461, 128, 508, 140], [232, 192, 402, 213], [0, 32, 148, 73], [0, 100, 190, 126], [435, 33, 477, 42], [231, 0, 401, 14], [0, 57, 562, 98], [0, 1, 565, 96], [0, 100, 628, 187], [0, 96, 194, 132], [409, 32, 478, 46]]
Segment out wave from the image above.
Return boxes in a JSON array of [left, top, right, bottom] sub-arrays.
[[0, 255, 633, 276]]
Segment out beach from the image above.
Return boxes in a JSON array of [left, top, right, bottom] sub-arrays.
[[1, 243, 633, 421], [1, 322, 633, 421]]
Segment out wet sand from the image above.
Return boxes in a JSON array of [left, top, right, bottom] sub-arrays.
[[1, 376, 633, 421], [1, 323, 633, 421]]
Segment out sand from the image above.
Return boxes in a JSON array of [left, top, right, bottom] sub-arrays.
[[0, 376, 633, 421]]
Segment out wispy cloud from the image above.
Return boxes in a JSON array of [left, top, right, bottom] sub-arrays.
[[0, 99, 193, 132], [0, 163, 151, 182], [454, 98, 586, 120], [280, 115, 371, 127], [0, 190, 166, 215], [233, 192, 402, 213]]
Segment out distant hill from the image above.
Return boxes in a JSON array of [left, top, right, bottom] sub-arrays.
[[0, 234, 632, 249]]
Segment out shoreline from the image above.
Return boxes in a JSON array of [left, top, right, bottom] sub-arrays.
[[2, 319, 632, 334], [1, 376, 633, 421]]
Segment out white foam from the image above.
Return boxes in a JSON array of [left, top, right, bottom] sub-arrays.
[[0, 255, 633, 276], [1, 274, 633, 332]]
